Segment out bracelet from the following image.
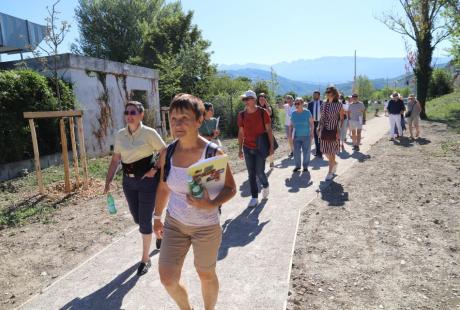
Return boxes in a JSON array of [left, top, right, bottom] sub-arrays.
[[153, 215, 162, 220]]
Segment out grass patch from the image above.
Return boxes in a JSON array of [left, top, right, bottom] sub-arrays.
[[0, 156, 121, 227], [426, 89, 460, 133]]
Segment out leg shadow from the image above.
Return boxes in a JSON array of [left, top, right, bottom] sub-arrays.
[[309, 157, 329, 170], [60, 251, 160, 310], [351, 151, 371, 163], [284, 171, 313, 193], [275, 157, 294, 169], [218, 201, 270, 260], [318, 181, 349, 207]]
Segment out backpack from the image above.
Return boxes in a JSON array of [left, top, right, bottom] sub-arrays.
[[163, 140, 220, 182]]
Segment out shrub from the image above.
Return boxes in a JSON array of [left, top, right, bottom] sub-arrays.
[[428, 68, 454, 99], [0, 70, 74, 164]]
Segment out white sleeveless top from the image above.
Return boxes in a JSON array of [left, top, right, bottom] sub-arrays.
[[166, 142, 220, 226]]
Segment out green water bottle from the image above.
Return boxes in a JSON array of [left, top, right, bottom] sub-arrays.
[[106, 193, 117, 214], [187, 175, 203, 198]]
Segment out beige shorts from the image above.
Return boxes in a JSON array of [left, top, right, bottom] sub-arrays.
[[349, 120, 362, 130], [407, 116, 420, 127], [159, 213, 222, 271]]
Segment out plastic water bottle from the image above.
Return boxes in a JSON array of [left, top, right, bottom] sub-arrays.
[[106, 193, 117, 214], [187, 175, 203, 198]]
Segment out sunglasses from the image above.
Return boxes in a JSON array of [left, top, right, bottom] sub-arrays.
[[325, 91, 331, 94], [124, 110, 139, 116], [295, 102, 301, 105]]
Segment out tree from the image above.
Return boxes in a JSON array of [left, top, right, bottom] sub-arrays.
[[428, 68, 454, 98], [33, 0, 71, 108], [253, 80, 270, 96], [355, 75, 374, 99], [443, 0, 460, 66], [74, 0, 215, 105], [380, 0, 451, 119], [73, 0, 153, 62]]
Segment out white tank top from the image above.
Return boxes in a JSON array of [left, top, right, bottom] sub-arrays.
[[166, 142, 220, 226]]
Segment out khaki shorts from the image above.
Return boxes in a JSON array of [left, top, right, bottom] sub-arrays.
[[407, 116, 420, 127], [349, 120, 362, 130], [159, 213, 222, 271]]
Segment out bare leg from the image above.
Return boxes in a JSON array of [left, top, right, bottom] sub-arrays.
[[160, 264, 192, 310], [141, 233, 152, 262], [351, 129, 357, 146], [415, 123, 420, 137], [326, 153, 335, 174], [409, 123, 414, 138], [197, 269, 219, 310], [357, 129, 362, 146]]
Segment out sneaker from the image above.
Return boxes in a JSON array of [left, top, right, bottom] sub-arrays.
[[137, 259, 151, 276], [288, 152, 293, 158], [262, 187, 269, 199], [248, 198, 258, 208], [332, 163, 338, 174], [302, 167, 308, 172], [325, 173, 334, 181], [269, 162, 274, 168], [293, 167, 301, 172], [356, 146, 360, 151]]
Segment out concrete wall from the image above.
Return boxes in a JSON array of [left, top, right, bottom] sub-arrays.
[[0, 152, 71, 181]]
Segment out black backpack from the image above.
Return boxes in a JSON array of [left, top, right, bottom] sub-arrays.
[[162, 140, 220, 182]]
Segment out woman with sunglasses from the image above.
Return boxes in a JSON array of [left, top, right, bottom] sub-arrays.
[[318, 87, 345, 181], [257, 93, 275, 168], [104, 101, 166, 276]]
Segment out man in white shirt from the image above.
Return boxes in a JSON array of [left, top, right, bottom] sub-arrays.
[[307, 91, 323, 158], [283, 95, 295, 157]]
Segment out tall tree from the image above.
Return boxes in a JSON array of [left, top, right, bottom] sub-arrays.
[[355, 75, 374, 99], [74, 0, 215, 105], [380, 0, 451, 119], [443, 0, 460, 66]]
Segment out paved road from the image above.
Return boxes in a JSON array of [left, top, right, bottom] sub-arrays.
[[19, 116, 389, 310]]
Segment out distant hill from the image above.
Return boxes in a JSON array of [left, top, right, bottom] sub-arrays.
[[220, 68, 411, 96], [219, 56, 450, 84]]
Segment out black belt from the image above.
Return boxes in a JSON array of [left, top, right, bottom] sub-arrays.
[[122, 154, 156, 178]]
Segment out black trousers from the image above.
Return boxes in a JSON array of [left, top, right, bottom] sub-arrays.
[[313, 121, 322, 156], [122, 175, 159, 234]]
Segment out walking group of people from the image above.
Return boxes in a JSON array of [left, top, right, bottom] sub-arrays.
[[385, 92, 422, 140], [282, 87, 367, 181], [103, 86, 422, 309]]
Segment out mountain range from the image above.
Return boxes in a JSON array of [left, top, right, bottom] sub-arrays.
[[219, 56, 450, 95]]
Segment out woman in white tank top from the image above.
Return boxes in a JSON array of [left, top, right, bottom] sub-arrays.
[[154, 94, 236, 310]]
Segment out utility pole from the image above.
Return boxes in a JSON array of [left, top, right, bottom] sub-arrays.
[[353, 50, 357, 93]]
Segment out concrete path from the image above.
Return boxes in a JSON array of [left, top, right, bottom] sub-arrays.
[[19, 116, 390, 310]]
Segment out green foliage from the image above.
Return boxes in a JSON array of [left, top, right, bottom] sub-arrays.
[[443, 1, 460, 66], [253, 80, 270, 95], [0, 70, 74, 164], [428, 68, 454, 99], [74, 0, 215, 106], [355, 75, 374, 99], [370, 86, 410, 100], [426, 89, 460, 132]]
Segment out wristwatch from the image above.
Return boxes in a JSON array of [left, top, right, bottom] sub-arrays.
[[153, 215, 162, 220]]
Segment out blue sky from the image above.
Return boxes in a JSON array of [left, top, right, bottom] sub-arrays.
[[1, 0, 452, 64]]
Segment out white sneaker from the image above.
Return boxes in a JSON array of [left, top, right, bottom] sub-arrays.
[[332, 163, 338, 174], [248, 198, 258, 208], [262, 186, 269, 199], [325, 173, 334, 181]]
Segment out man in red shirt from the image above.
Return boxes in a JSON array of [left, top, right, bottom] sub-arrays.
[[238, 90, 274, 208]]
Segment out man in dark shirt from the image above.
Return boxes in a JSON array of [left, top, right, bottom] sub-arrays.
[[387, 92, 406, 140]]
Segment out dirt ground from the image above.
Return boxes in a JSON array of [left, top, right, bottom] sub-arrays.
[[287, 121, 460, 310], [0, 131, 290, 308]]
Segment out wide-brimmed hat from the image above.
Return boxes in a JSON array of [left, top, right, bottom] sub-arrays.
[[241, 90, 257, 99], [391, 92, 400, 98]]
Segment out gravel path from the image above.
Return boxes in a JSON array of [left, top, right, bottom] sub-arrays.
[[287, 121, 460, 310]]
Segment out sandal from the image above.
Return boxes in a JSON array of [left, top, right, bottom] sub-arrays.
[[137, 259, 151, 276]]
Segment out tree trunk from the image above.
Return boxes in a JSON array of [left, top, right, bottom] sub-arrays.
[[415, 39, 434, 120]]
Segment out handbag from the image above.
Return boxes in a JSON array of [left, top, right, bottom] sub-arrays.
[[243, 108, 278, 158], [320, 128, 337, 141]]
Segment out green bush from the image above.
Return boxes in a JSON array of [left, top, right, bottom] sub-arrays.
[[428, 68, 454, 99], [0, 70, 74, 164]]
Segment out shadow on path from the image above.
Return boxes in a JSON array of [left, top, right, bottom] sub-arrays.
[[285, 171, 313, 193], [318, 180, 349, 207], [218, 201, 269, 260], [60, 250, 160, 310]]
